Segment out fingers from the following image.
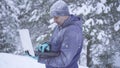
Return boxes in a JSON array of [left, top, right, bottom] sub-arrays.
[[35, 43, 50, 53]]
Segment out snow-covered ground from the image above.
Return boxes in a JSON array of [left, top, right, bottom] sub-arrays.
[[0, 53, 45, 68], [0, 53, 88, 68]]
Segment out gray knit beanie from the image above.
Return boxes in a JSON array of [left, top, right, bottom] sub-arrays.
[[50, 0, 70, 17]]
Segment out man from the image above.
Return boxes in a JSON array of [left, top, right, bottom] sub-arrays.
[[36, 0, 83, 68]]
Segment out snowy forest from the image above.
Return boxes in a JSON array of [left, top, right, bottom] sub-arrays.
[[0, 0, 120, 68]]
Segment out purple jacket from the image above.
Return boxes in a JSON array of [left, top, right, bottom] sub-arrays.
[[38, 15, 83, 68]]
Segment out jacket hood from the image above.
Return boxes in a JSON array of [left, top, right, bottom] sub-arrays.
[[60, 15, 81, 28]]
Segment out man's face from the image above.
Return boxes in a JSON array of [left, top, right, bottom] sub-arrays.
[[53, 16, 65, 25]]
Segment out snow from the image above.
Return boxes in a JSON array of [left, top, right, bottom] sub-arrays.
[[5, 0, 20, 14], [25, 1, 32, 13], [104, 6, 111, 13], [18, 5, 26, 9], [100, 0, 106, 4], [69, 2, 110, 16], [96, 30, 110, 45], [90, 29, 97, 36], [117, 5, 120, 12], [114, 52, 120, 67], [29, 10, 40, 22], [69, 4, 95, 16], [0, 53, 88, 68], [97, 31, 105, 40], [105, 39, 109, 45], [49, 18, 54, 24], [95, 2, 105, 14], [84, 18, 95, 28], [96, 19, 104, 25], [48, 18, 57, 30], [36, 34, 47, 42], [48, 23, 57, 30], [0, 53, 45, 68], [80, 39, 88, 66], [0, 12, 2, 19], [11, 14, 20, 22], [114, 20, 120, 31], [95, 2, 110, 14], [90, 44, 105, 64]]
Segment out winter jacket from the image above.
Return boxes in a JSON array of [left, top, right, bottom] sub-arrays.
[[38, 15, 83, 68]]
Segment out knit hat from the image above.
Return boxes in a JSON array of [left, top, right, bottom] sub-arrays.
[[50, 0, 70, 17]]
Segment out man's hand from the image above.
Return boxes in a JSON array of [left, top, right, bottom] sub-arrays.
[[35, 42, 50, 53], [24, 50, 38, 60]]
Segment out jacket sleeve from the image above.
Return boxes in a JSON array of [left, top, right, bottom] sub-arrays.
[[38, 25, 83, 67]]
